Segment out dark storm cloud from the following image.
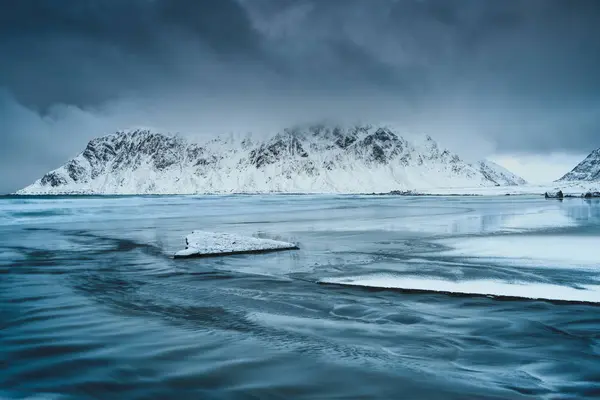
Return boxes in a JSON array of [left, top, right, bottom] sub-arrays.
[[1, 0, 600, 192], [0, 0, 264, 109]]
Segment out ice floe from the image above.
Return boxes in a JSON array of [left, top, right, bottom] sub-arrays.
[[174, 231, 299, 258]]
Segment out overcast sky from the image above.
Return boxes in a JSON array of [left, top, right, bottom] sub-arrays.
[[1, 0, 600, 192]]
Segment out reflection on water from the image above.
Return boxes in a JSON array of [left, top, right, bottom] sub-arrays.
[[1, 195, 599, 399]]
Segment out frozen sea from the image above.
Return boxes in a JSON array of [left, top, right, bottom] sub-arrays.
[[1, 194, 600, 399]]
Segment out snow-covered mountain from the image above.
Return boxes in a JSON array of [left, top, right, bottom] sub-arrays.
[[557, 148, 600, 182], [18, 125, 526, 195], [476, 160, 528, 186]]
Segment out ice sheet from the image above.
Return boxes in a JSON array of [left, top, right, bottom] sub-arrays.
[[436, 236, 599, 268], [174, 231, 299, 258], [500, 208, 575, 231], [320, 274, 600, 303]]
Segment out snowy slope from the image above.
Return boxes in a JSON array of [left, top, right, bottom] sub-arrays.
[[18, 126, 526, 195], [476, 160, 528, 186], [558, 148, 600, 181]]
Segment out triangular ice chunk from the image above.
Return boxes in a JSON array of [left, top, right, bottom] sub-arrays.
[[174, 231, 299, 258]]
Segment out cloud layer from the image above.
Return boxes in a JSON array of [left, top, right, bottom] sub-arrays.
[[1, 0, 599, 192]]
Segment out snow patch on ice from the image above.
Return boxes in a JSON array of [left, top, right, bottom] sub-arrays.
[[320, 274, 600, 303], [436, 236, 599, 268]]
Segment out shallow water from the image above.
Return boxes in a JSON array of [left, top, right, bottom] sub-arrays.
[[1, 195, 599, 399]]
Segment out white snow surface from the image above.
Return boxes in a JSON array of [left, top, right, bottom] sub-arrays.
[[174, 231, 298, 258], [18, 126, 527, 195], [320, 275, 600, 303]]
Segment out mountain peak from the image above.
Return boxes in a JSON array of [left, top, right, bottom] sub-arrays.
[[558, 148, 600, 182]]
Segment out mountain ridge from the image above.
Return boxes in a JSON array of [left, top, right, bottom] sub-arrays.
[[18, 126, 527, 195], [477, 160, 527, 186]]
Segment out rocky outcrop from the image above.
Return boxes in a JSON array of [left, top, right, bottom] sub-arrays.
[[545, 190, 564, 199], [583, 191, 600, 198]]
